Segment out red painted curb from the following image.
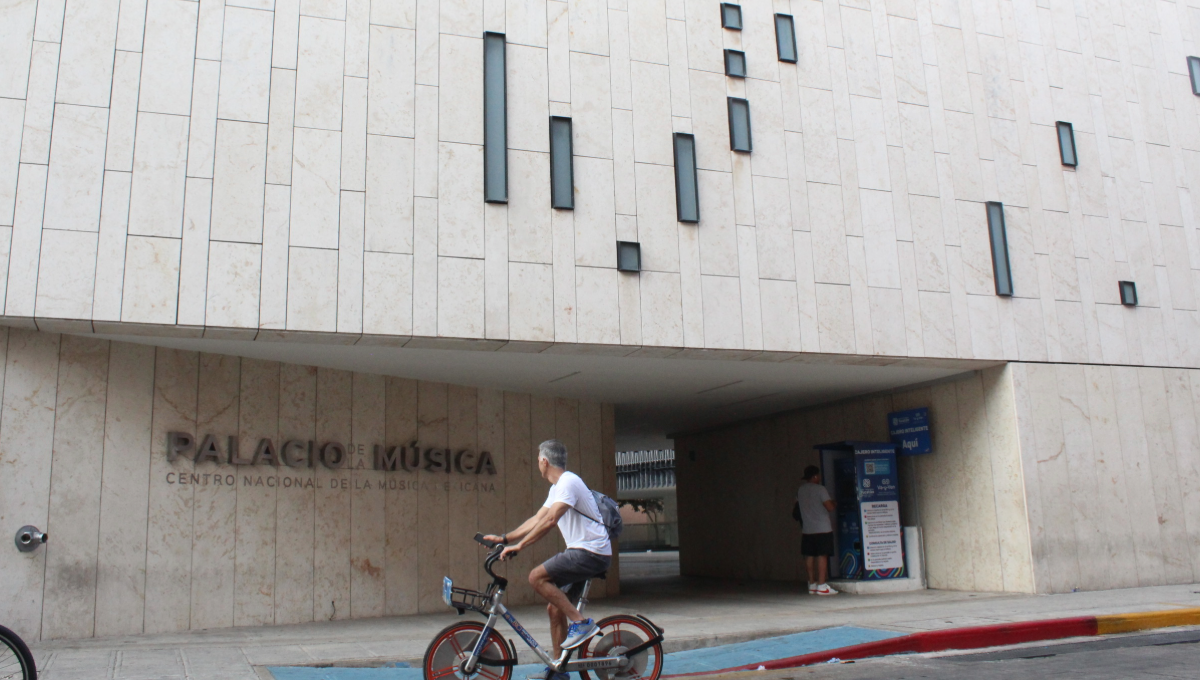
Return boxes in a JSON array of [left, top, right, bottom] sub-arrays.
[[665, 616, 1100, 677]]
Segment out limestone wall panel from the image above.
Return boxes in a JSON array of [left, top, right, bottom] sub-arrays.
[[0, 329, 618, 642]]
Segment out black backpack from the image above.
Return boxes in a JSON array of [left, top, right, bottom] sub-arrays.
[[791, 501, 803, 529]]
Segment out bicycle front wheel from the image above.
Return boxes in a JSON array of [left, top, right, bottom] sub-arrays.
[[577, 615, 663, 680], [423, 621, 513, 680], [0, 625, 36, 680]]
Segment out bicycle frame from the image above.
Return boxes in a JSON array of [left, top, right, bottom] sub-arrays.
[[462, 578, 625, 675], [448, 539, 662, 676]]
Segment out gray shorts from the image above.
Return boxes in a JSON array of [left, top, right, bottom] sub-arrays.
[[543, 549, 611, 601]]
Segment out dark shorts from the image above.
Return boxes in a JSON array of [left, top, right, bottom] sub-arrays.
[[801, 532, 835, 557], [543, 549, 611, 601]]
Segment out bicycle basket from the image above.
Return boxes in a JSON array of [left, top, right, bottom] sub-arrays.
[[442, 577, 491, 614]]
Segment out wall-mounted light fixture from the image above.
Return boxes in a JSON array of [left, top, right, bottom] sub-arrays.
[[1119, 280, 1138, 306], [721, 3, 743, 29], [986, 201, 1013, 297], [617, 241, 641, 272], [1056, 121, 1077, 167], [673, 133, 700, 223], [775, 14, 797, 63], [727, 97, 752, 152], [724, 49, 747, 78], [549, 116, 574, 209], [483, 32, 507, 203], [1189, 56, 1200, 95]]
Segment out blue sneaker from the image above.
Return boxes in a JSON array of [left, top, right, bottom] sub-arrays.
[[561, 618, 599, 650], [528, 667, 569, 680]]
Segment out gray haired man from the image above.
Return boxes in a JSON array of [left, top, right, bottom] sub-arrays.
[[483, 440, 611, 678]]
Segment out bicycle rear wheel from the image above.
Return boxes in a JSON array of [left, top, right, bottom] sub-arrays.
[[0, 625, 36, 680], [577, 615, 662, 680], [423, 621, 513, 680]]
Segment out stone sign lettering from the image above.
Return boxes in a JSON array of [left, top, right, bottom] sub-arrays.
[[167, 432, 497, 475]]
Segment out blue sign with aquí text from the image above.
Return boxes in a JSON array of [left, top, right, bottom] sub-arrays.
[[888, 407, 931, 455]]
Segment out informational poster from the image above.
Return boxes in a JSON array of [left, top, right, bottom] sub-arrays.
[[855, 445, 905, 579], [860, 500, 903, 571]]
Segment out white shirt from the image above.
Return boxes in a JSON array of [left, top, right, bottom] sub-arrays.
[[543, 471, 612, 556]]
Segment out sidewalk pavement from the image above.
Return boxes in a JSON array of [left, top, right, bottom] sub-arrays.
[[28, 561, 1200, 680]]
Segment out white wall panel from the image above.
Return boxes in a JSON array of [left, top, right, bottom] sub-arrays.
[[121, 235, 181, 323], [219, 7, 275, 123], [287, 246, 338, 330], [295, 16, 346, 130], [0, 0, 37, 99], [0, 100, 23, 226], [207, 241, 263, 327], [35, 229, 97, 319], [43, 105, 109, 233], [290, 127, 342, 248], [20, 41, 59, 165], [106, 51, 143, 173], [365, 135, 415, 253], [368, 26, 417, 138], [5, 164, 48, 317], [177, 178, 213, 326], [139, 0, 198, 116], [127, 112, 190, 238], [211, 121, 268, 243]]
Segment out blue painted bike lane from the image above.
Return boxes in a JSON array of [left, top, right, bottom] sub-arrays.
[[268, 626, 904, 680]]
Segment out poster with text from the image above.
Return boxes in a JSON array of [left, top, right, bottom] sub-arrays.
[[860, 500, 903, 571]]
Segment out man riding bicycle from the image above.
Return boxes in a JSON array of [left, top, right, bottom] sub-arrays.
[[484, 439, 610, 677]]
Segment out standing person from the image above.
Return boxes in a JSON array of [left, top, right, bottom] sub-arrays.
[[483, 439, 611, 680], [797, 465, 838, 595]]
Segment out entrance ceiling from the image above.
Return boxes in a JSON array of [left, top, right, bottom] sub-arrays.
[[89, 333, 991, 448]]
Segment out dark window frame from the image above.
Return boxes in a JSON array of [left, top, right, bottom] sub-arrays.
[[1119, 281, 1138, 306], [549, 116, 574, 209], [483, 32, 508, 203], [724, 49, 747, 78], [673, 133, 700, 223], [774, 14, 797, 63], [986, 201, 1014, 297], [727, 97, 752, 152], [720, 3, 742, 29], [1056, 121, 1077, 167], [617, 241, 642, 273]]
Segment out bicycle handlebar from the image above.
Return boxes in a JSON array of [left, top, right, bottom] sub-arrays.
[[475, 533, 509, 585]]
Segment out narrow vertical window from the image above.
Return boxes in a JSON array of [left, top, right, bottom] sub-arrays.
[[549, 116, 574, 209], [728, 97, 752, 152], [1119, 281, 1138, 306], [617, 241, 642, 272], [986, 201, 1013, 297], [1056, 121, 1077, 167], [673, 133, 700, 223], [1189, 56, 1200, 95], [724, 49, 747, 78], [483, 32, 507, 203], [775, 14, 797, 63], [721, 3, 742, 29]]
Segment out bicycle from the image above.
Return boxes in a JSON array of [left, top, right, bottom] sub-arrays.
[[0, 624, 37, 680], [423, 534, 664, 680]]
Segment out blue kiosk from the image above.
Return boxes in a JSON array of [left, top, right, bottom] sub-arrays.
[[814, 441, 906, 581]]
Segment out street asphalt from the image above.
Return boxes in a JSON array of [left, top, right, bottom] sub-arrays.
[[723, 626, 1200, 679]]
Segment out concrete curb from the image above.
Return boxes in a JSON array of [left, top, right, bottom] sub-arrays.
[[664, 607, 1200, 677]]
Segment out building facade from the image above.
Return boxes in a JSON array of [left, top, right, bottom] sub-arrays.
[[2, 0, 1200, 643]]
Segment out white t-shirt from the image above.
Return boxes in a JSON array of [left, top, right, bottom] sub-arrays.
[[543, 471, 612, 556]]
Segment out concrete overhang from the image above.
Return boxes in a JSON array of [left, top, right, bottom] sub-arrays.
[[31, 321, 998, 446]]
